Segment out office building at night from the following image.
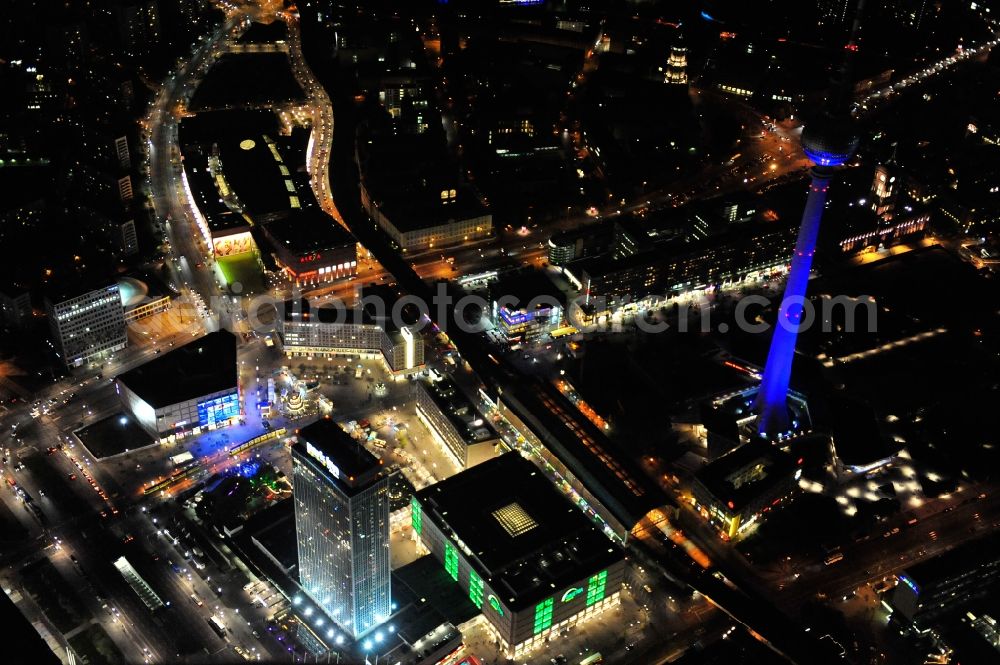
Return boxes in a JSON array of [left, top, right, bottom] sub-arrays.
[[0, 286, 32, 329], [116, 330, 240, 440], [489, 271, 566, 347], [687, 440, 800, 541], [412, 453, 625, 659], [889, 533, 1000, 631], [663, 37, 688, 86], [278, 298, 424, 375], [570, 222, 794, 311], [547, 225, 614, 266], [415, 376, 499, 468], [362, 182, 493, 252], [292, 418, 392, 638], [45, 283, 127, 368]]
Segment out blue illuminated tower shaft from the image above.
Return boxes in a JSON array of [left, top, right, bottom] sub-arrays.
[[756, 168, 832, 437]]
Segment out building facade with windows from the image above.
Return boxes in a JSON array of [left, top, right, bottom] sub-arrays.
[[412, 453, 625, 658], [687, 440, 800, 541], [361, 181, 493, 252], [45, 283, 127, 368], [415, 376, 499, 468], [489, 271, 566, 347], [292, 418, 392, 638], [889, 533, 1000, 631], [116, 330, 240, 440], [277, 298, 424, 375]]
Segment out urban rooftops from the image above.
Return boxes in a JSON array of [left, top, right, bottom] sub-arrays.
[[489, 269, 564, 311], [116, 330, 238, 408], [415, 453, 622, 610], [693, 440, 797, 513], [261, 209, 356, 256], [419, 376, 499, 446], [294, 417, 385, 491]]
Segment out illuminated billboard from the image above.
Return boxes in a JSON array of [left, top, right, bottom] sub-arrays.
[[197, 392, 240, 427], [213, 231, 255, 257]]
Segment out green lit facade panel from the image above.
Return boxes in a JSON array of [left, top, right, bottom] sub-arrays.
[[411, 497, 422, 535], [533, 597, 554, 634], [469, 569, 484, 609], [444, 542, 459, 581], [586, 570, 608, 606]]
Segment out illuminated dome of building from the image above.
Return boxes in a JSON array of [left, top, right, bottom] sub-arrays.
[[117, 276, 149, 307]]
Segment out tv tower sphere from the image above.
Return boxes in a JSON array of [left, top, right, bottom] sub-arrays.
[[801, 114, 859, 167]]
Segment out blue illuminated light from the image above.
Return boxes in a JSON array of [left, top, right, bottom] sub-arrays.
[[700, 10, 717, 21], [898, 575, 919, 594], [499, 306, 539, 326], [235, 460, 261, 478], [802, 146, 852, 167], [757, 171, 832, 437], [197, 391, 240, 427]]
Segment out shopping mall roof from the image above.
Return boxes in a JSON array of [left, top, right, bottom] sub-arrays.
[[261, 209, 356, 256], [183, 161, 247, 235], [116, 330, 238, 408], [293, 418, 385, 492], [216, 133, 301, 222], [692, 440, 798, 513], [415, 452, 623, 611], [418, 377, 498, 446]]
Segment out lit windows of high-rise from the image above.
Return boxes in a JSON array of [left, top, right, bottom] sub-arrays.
[[292, 419, 391, 638]]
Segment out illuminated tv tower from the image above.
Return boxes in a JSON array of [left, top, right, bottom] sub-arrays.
[[756, 0, 866, 439]]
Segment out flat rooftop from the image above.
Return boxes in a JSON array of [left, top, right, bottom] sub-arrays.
[[416, 452, 623, 611], [116, 330, 238, 408], [489, 269, 564, 311], [262, 209, 356, 256], [371, 184, 490, 234], [693, 440, 797, 512], [183, 161, 247, 234], [281, 291, 418, 334], [237, 20, 287, 43], [418, 377, 498, 446], [828, 395, 895, 468], [294, 417, 385, 491], [217, 133, 300, 222], [75, 411, 155, 459]]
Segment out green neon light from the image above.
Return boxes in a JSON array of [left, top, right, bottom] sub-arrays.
[[533, 597, 554, 634], [586, 569, 608, 607], [561, 587, 584, 603], [411, 497, 422, 535], [487, 594, 504, 616], [469, 570, 484, 609], [444, 542, 459, 581]]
